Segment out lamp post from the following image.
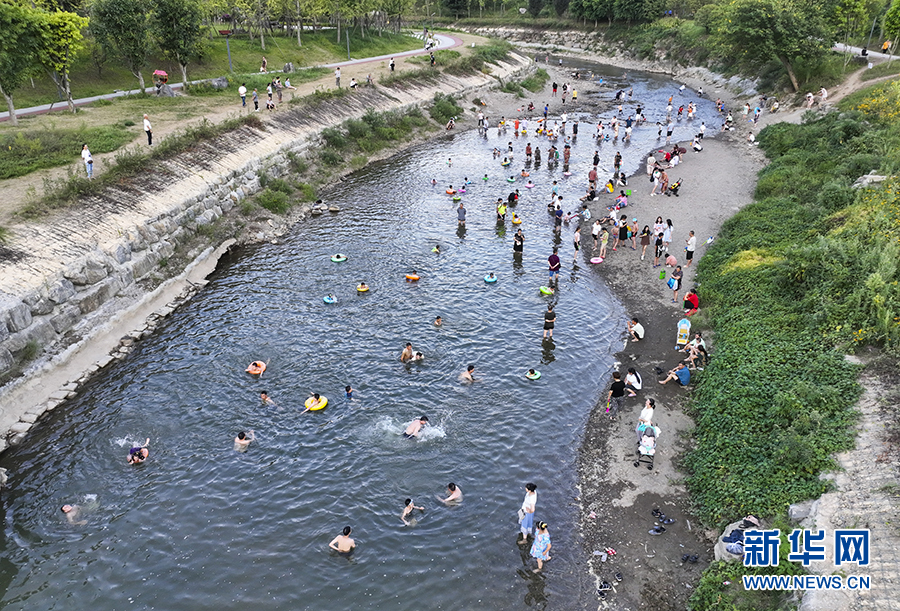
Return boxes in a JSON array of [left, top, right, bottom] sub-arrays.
[[219, 30, 234, 73]]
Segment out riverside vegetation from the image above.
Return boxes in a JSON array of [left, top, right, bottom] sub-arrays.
[[687, 79, 900, 610]]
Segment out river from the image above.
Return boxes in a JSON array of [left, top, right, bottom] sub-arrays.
[[0, 62, 721, 610]]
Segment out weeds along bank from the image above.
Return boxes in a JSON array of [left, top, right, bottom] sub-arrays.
[[686, 80, 900, 609], [0, 46, 532, 453]]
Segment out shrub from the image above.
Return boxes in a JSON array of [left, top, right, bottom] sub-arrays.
[[268, 178, 293, 194], [256, 188, 290, 214], [320, 150, 343, 166], [521, 68, 550, 92], [297, 182, 316, 201], [430, 93, 464, 125]]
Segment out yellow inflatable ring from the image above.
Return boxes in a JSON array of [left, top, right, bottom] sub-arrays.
[[357, 284, 370, 292], [512, 217, 522, 224], [305, 396, 328, 411]]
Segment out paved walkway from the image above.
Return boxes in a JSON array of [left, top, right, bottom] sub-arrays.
[[0, 32, 463, 122]]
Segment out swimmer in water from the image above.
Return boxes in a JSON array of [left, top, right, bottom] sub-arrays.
[[434, 316, 442, 327], [401, 498, 425, 525], [413, 351, 424, 361], [127, 438, 150, 464], [483, 174, 488, 181], [260, 391, 276, 406], [329, 526, 356, 553], [460, 364, 475, 383], [234, 430, 255, 451], [439, 482, 462, 504], [527, 368, 538, 377], [432, 244, 440, 253], [345, 385, 354, 399], [403, 416, 429, 438], [431, 178, 437, 186], [302, 393, 325, 413], [487, 272, 496, 281], [400, 343, 414, 362], [60, 504, 87, 525], [358, 281, 369, 291]]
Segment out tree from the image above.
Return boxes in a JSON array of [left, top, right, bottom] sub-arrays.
[[613, 0, 645, 22], [718, 0, 832, 92], [150, 0, 204, 86], [553, 0, 569, 15], [90, 0, 151, 92], [528, 0, 543, 16], [886, 0, 900, 60], [37, 10, 89, 114], [0, 1, 43, 125]]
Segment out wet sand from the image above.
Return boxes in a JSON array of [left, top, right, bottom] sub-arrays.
[[576, 132, 765, 607]]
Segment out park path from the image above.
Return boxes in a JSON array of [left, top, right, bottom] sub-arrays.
[[0, 31, 474, 223], [0, 32, 463, 122]]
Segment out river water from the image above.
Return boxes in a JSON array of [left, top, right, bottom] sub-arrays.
[[0, 63, 720, 610]]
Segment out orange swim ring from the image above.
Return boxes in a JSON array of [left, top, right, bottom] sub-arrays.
[[406, 274, 420, 281], [246, 361, 266, 375]]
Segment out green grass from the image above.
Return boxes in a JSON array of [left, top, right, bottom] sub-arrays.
[[20, 114, 264, 217], [378, 67, 440, 87], [861, 60, 900, 81], [0, 122, 134, 179], [520, 68, 550, 92], [407, 49, 461, 64], [1, 31, 421, 113], [429, 93, 464, 124]]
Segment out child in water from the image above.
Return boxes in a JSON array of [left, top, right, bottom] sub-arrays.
[[526, 180, 534, 188], [483, 174, 489, 181], [401, 498, 425, 525], [487, 272, 496, 281], [345, 385, 354, 399]]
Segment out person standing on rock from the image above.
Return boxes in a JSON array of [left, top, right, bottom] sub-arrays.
[[335, 67, 341, 88], [143, 114, 152, 145]]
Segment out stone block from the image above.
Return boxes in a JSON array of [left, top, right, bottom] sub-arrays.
[[29, 297, 55, 316], [20, 413, 39, 424], [48, 278, 76, 304], [131, 251, 160, 279], [49, 390, 70, 401], [74, 277, 121, 315], [156, 240, 175, 259], [788, 500, 817, 523], [196, 210, 217, 226], [50, 305, 81, 334], [65, 258, 109, 286], [220, 198, 234, 213], [9, 421, 32, 434], [0, 294, 33, 332], [7, 433, 26, 447], [0, 346, 13, 372], [22, 318, 57, 348], [96, 354, 114, 368]]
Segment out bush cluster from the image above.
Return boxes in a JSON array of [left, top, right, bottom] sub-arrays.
[[0, 124, 133, 179], [429, 93, 464, 125], [686, 85, 900, 534]]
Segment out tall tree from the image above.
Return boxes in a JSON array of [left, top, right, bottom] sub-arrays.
[[527, 0, 543, 16], [90, 0, 151, 92], [718, 0, 832, 92], [151, 0, 204, 86], [37, 9, 89, 114], [0, 1, 43, 125], [886, 0, 900, 60], [553, 0, 569, 15]]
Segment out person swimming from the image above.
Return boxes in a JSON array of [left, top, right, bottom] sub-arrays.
[[401, 498, 425, 525], [234, 430, 255, 451], [401, 343, 414, 362], [434, 316, 442, 327], [60, 504, 87, 525], [431, 178, 437, 186], [432, 245, 440, 253], [260, 391, 276, 406], [127, 438, 150, 464], [403, 416, 429, 438], [358, 281, 369, 291], [329, 526, 356, 553], [345, 385, 354, 399], [487, 272, 496, 281], [460, 364, 475, 383], [439, 482, 462, 504], [413, 352, 424, 361]]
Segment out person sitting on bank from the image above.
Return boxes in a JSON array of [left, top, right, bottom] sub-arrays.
[[627, 317, 644, 342], [659, 363, 690, 386]]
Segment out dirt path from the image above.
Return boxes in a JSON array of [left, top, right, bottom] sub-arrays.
[[0, 32, 486, 225]]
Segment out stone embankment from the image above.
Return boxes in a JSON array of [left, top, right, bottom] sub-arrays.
[[0, 51, 533, 454], [468, 26, 759, 98]]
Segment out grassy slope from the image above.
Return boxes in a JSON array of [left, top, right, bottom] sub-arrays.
[[2, 31, 421, 113]]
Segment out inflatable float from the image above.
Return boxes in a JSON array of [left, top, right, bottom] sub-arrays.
[[452, 196, 462, 201], [323, 295, 337, 304], [484, 274, 498, 283], [501, 160, 511, 167], [331, 254, 348, 262], [539, 286, 554, 295], [512, 216, 522, 225], [507, 177, 515, 183], [525, 370, 542, 380], [525, 183, 534, 189], [446, 189, 456, 195], [305, 396, 328, 411], [406, 274, 420, 281], [356, 284, 370, 292], [590, 257, 604, 264], [246, 361, 266, 375]]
